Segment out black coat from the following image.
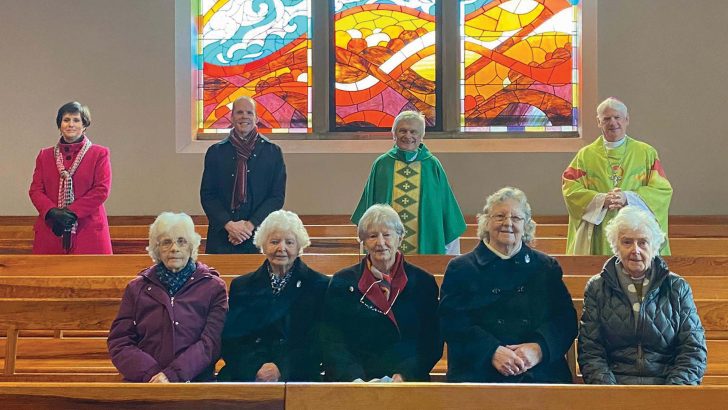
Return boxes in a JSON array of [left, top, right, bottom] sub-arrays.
[[320, 259, 442, 382], [439, 241, 577, 383], [200, 135, 286, 254], [578, 256, 707, 385], [217, 258, 329, 382]]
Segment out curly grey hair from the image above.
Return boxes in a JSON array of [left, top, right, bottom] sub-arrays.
[[253, 210, 311, 255], [147, 212, 201, 263], [476, 186, 537, 243], [605, 206, 665, 256]]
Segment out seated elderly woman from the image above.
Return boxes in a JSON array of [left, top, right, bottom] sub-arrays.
[[107, 212, 228, 382], [321, 204, 442, 382], [578, 206, 707, 384], [439, 187, 577, 383], [217, 210, 330, 382]]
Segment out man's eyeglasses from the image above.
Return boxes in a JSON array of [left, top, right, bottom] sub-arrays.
[[488, 214, 525, 224], [159, 237, 188, 250]]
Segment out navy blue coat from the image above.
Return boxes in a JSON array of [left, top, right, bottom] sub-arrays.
[[217, 258, 329, 381], [439, 241, 577, 383], [321, 259, 442, 382]]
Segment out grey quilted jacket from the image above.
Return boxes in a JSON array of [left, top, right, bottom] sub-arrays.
[[578, 256, 707, 384]]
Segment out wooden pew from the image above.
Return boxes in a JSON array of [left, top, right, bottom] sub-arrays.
[[0, 383, 284, 409], [0, 298, 121, 381], [2, 254, 728, 382], [285, 383, 728, 410], [1, 236, 726, 255], [4, 222, 728, 240], [0, 383, 725, 410], [4, 254, 728, 277]]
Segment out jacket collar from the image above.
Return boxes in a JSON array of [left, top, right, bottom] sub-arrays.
[[140, 261, 219, 287], [473, 240, 533, 267], [600, 255, 670, 291], [219, 133, 272, 146]]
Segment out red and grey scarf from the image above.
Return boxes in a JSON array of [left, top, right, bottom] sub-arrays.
[[358, 251, 408, 327], [229, 128, 259, 210]]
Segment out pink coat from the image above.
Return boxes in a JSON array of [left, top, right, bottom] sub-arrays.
[[28, 139, 112, 254]]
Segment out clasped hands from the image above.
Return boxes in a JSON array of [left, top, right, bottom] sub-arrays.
[[45, 207, 78, 237], [491, 343, 543, 377], [225, 220, 255, 245], [603, 188, 627, 211]]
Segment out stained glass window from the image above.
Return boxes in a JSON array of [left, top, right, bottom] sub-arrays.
[[332, 0, 440, 131], [460, 0, 579, 132], [197, 0, 312, 134]]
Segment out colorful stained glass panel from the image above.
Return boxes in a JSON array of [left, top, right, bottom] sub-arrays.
[[460, 0, 579, 132], [332, 0, 439, 131], [197, 0, 312, 134]]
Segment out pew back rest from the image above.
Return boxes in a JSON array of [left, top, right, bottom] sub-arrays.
[[0, 298, 119, 376]]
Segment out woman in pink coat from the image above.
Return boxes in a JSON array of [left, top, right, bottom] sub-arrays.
[[29, 101, 112, 254]]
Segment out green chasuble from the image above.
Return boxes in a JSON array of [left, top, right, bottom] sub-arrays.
[[352, 144, 466, 254], [562, 136, 672, 255]]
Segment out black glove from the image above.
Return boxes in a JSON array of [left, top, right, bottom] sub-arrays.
[[46, 208, 77, 236], [51, 220, 66, 237], [56, 208, 78, 228]]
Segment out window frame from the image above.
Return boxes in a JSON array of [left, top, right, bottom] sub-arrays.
[[175, 0, 597, 154]]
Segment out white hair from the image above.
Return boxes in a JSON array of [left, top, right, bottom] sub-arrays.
[[596, 97, 628, 117], [391, 110, 425, 136], [605, 206, 666, 255], [147, 212, 201, 263], [253, 210, 311, 255]]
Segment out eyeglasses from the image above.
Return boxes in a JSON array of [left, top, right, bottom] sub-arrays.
[[488, 214, 526, 224], [359, 279, 401, 315], [159, 237, 188, 250]]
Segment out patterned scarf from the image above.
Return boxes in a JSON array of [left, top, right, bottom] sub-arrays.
[[54, 136, 92, 234], [268, 261, 294, 296], [156, 259, 196, 296], [358, 251, 408, 327], [229, 128, 259, 210]]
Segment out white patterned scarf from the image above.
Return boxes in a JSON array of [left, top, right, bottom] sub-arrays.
[[54, 136, 92, 233]]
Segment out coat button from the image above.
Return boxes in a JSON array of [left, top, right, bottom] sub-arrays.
[[174, 321, 179, 325], [517, 286, 525, 293], [255, 337, 262, 344], [190, 277, 194, 280], [147, 287, 152, 291], [231, 173, 234, 177], [497, 319, 504, 325], [492, 288, 501, 294]]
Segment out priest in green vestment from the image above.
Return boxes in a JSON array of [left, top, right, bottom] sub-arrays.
[[352, 111, 466, 255], [562, 97, 672, 255]]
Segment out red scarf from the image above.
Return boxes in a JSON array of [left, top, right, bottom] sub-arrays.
[[358, 251, 408, 327], [229, 128, 259, 210]]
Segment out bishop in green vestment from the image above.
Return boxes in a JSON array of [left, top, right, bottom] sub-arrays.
[[352, 111, 466, 255], [562, 98, 672, 255]]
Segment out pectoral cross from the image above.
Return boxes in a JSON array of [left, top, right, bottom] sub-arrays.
[[610, 173, 622, 186]]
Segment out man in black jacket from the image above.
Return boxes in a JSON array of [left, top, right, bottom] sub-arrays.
[[200, 96, 286, 253]]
